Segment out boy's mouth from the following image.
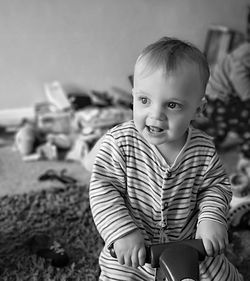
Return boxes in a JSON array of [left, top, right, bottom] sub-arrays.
[[146, 125, 164, 133]]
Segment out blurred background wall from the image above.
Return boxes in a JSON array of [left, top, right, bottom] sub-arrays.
[[0, 0, 249, 110]]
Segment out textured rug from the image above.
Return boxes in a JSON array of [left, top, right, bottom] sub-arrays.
[[0, 184, 103, 280], [0, 184, 249, 281]]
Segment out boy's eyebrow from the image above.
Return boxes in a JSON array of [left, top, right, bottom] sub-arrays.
[[132, 88, 149, 95]]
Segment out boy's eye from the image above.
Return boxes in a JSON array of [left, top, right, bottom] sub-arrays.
[[140, 97, 148, 104], [168, 102, 182, 110], [168, 102, 176, 109]]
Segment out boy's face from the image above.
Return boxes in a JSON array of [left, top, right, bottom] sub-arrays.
[[133, 62, 204, 148]]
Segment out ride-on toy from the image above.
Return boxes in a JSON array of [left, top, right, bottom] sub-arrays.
[[110, 239, 206, 281]]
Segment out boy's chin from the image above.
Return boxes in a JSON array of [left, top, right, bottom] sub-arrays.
[[143, 132, 183, 146], [143, 134, 169, 146]]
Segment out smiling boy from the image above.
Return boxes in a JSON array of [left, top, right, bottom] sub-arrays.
[[89, 37, 243, 280]]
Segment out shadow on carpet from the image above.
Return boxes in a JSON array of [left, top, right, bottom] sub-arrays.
[[0, 184, 249, 280]]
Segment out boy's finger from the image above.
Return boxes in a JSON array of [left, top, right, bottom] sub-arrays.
[[124, 254, 132, 267], [138, 247, 146, 266], [117, 254, 125, 265], [203, 239, 214, 256], [131, 253, 139, 268], [212, 241, 220, 256]]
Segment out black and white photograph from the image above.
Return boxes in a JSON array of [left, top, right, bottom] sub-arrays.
[[0, 1, 250, 280]]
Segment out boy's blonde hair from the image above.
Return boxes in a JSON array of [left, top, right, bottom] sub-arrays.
[[135, 37, 210, 92]]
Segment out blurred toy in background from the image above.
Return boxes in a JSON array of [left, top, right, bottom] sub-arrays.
[[15, 117, 74, 161], [15, 119, 39, 156], [195, 42, 250, 167], [14, 81, 132, 162]]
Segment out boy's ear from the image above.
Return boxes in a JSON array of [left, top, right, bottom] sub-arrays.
[[196, 97, 207, 117]]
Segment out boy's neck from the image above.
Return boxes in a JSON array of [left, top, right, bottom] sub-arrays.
[[156, 130, 189, 166]]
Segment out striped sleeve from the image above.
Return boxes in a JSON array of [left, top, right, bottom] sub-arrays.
[[197, 150, 232, 227], [89, 132, 138, 248]]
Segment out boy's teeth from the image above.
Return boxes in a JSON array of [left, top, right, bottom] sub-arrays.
[[149, 126, 162, 132]]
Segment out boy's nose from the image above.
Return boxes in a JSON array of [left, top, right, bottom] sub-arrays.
[[150, 104, 166, 120]]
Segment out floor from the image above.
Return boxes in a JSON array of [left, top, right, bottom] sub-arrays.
[[0, 131, 91, 197]]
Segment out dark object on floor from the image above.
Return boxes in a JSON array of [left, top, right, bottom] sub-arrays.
[[38, 169, 78, 185], [27, 234, 69, 267]]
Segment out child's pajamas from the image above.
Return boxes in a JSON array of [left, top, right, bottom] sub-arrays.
[[89, 120, 243, 281], [202, 42, 250, 158]]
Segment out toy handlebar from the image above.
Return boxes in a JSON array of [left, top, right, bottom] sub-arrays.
[[110, 239, 206, 281]]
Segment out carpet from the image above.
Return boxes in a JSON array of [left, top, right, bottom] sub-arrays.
[[0, 184, 103, 280], [0, 184, 249, 281]]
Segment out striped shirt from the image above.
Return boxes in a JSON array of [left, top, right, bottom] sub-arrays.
[[89, 120, 243, 280]]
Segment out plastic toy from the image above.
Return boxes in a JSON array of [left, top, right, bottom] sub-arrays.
[[110, 239, 206, 281], [228, 172, 250, 229]]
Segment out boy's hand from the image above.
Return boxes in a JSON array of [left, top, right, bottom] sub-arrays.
[[196, 220, 228, 257], [113, 229, 146, 268]]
